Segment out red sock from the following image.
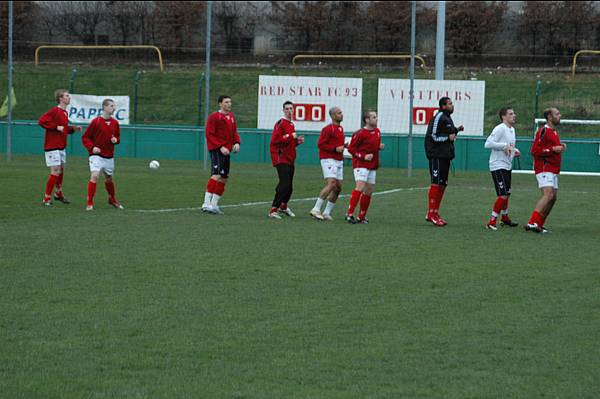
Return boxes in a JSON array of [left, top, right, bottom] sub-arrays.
[[87, 181, 97, 206], [55, 172, 64, 196], [529, 210, 543, 226], [492, 197, 504, 216], [44, 174, 58, 199], [436, 185, 446, 212], [428, 185, 443, 214], [213, 181, 225, 196], [105, 181, 116, 201], [538, 212, 546, 228], [358, 193, 371, 220], [280, 202, 287, 210], [270, 206, 278, 213], [206, 178, 216, 194], [501, 198, 511, 220], [347, 190, 362, 216]]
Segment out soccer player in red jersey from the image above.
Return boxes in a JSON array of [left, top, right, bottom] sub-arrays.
[[81, 99, 123, 211], [345, 110, 385, 224], [202, 95, 241, 215], [525, 107, 566, 233], [310, 106, 345, 221], [268, 101, 305, 219], [38, 89, 82, 206]]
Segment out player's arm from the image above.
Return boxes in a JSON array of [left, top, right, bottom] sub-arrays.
[[38, 108, 59, 131], [81, 119, 98, 152], [531, 129, 555, 156], [484, 127, 507, 150], [206, 114, 227, 149], [317, 126, 335, 151], [111, 123, 121, 145], [232, 117, 241, 148], [348, 132, 364, 159]]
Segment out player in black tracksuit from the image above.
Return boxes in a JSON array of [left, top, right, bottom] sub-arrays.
[[424, 97, 464, 227]]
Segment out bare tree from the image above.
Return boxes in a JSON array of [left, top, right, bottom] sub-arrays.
[[0, 1, 39, 58], [151, 1, 205, 50], [270, 1, 331, 52], [213, 1, 264, 53], [105, 1, 151, 45], [446, 1, 508, 55], [517, 1, 561, 55]]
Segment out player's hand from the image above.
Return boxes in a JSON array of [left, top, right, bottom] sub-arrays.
[[57, 126, 64, 132], [110, 136, 118, 144], [449, 133, 457, 141], [379, 143, 385, 150], [457, 125, 464, 132], [297, 135, 305, 144], [514, 148, 521, 157], [552, 145, 565, 153], [232, 143, 240, 153], [504, 143, 513, 156], [220, 146, 230, 156], [92, 146, 101, 154], [74, 126, 82, 132], [561, 143, 567, 151], [292, 132, 297, 139], [335, 145, 345, 153], [365, 154, 374, 161]]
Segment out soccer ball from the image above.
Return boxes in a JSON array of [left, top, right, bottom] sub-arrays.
[[149, 160, 160, 169]]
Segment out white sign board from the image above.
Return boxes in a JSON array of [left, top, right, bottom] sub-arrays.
[[68, 94, 130, 125], [258, 75, 363, 132], [377, 79, 485, 135]]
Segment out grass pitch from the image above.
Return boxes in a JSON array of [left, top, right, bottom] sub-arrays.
[[1, 155, 599, 398]]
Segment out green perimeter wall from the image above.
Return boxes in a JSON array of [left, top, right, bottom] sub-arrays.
[[2, 121, 600, 172]]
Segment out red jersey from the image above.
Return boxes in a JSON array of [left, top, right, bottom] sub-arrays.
[[82, 116, 121, 158], [39, 106, 76, 151], [318, 123, 345, 161], [270, 118, 301, 166], [205, 111, 240, 151], [531, 125, 562, 174], [348, 127, 382, 170]]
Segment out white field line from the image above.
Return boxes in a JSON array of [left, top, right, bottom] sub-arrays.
[[133, 186, 430, 213]]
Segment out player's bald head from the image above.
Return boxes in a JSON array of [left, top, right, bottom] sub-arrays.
[[329, 106, 341, 117]]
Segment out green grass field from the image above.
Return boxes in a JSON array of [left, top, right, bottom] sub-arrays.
[[1, 155, 599, 398], [3, 64, 600, 136]]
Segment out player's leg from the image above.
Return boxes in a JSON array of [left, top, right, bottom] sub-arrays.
[[279, 164, 295, 216], [357, 173, 375, 223], [322, 179, 342, 221], [499, 170, 517, 226], [346, 169, 366, 223], [270, 164, 288, 218], [104, 158, 122, 209], [42, 150, 62, 206], [426, 158, 447, 226], [54, 154, 69, 203], [312, 159, 336, 219], [487, 169, 511, 229], [207, 152, 229, 214], [526, 173, 556, 232], [203, 150, 220, 211]]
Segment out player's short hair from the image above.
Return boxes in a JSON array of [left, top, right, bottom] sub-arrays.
[[329, 106, 340, 117], [363, 109, 376, 124], [439, 97, 451, 108], [543, 107, 557, 120], [283, 101, 293, 109], [217, 95, 231, 104], [498, 107, 513, 121], [102, 98, 115, 108], [54, 89, 68, 103]]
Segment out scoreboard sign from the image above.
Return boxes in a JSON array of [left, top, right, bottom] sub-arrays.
[[377, 79, 485, 135], [258, 75, 363, 131]]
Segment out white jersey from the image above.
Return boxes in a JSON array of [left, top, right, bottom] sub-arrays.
[[485, 122, 516, 171]]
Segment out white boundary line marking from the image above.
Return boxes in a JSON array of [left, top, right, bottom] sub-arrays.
[[133, 186, 430, 213]]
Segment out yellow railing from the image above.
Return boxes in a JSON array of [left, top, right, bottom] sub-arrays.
[[571, 50, 600, 78], [35, 45, 164, 72], [292, 54, 427, 69]]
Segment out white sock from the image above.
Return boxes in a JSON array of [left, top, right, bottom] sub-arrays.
[[313, 197, 324, 212], [323, 201, 335, 215], [501, 208, 508, 215], [491, 211, 499, 218], [210, 194, 221, 207], [203, 192, 212, 206]]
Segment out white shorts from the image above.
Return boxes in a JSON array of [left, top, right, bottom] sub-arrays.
[[320, 159, 344, 180], [536, 172, 559, 189], [353, 168, 376, 184], [89, 155, 115, 176], [45, 149, 66, 167]]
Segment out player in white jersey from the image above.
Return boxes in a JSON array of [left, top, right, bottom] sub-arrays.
[[484, 107, 521, 230]]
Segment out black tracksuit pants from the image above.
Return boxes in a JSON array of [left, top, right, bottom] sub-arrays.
[[272, 163, 295, 208]]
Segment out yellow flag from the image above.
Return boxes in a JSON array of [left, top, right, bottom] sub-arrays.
[[0, 87, 17, 118]]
